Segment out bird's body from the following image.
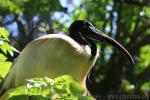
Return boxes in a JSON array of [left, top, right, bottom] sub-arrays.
[[1, 34, 98, 93]]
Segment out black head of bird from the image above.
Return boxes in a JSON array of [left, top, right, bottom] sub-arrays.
[[69, 20, 134, 65]]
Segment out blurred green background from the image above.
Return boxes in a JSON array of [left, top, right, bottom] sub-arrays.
[[0, 0, 150, 99]]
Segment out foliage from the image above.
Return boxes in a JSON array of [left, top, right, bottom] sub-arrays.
[[8, 75, 93, 100], [135, 45, 150, 74], [0, 27, 14, 80], [0, 0, 150, 99]]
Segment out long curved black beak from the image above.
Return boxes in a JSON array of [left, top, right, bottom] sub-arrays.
[[85, 26, 134, 65]]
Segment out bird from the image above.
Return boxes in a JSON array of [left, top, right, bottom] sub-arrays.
[[0, 20, 134, 97]]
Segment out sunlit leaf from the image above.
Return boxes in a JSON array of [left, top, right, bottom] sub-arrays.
[[0, 27, 9, 40], [8, 86, 27, 98], [68, 82, 85, 97], [0, 54, 7, 62], [121, 79, 135, 92], [0, 61, 12, 77], [141, 82, 150, 92], [135, 45, 150, 74], [7, 75, 92, 99]]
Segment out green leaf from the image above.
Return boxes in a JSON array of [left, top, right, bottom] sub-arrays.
[[78, 96, 94, 100], [68, 82, 85, 97], [8, 95, 29, 100], [121, 79, 135, 92], [0, 61, 12, 77], [0, 0, 22, 14], [0, 42, 18, 56], [0, 27, 9, 40], [135, 45, 150, 74], [0, 42, 9, 54], [55, 75, 75, 83], [8, 86, 27, 98], [7, 75, 93, 99], [0, 54, 7, 62], [8, 86, 48, 100], [141, 82, 150, 92]]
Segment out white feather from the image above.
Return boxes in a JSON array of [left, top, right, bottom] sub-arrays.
[[0, 34, 98, 95]]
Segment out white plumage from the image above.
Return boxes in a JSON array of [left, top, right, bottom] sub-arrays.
[[1, 34, 98, 93]]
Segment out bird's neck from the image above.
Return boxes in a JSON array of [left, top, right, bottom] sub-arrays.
[[70, 33, 97, 59], [69, 33, 88, 45], [86, 38, 97, 59]]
